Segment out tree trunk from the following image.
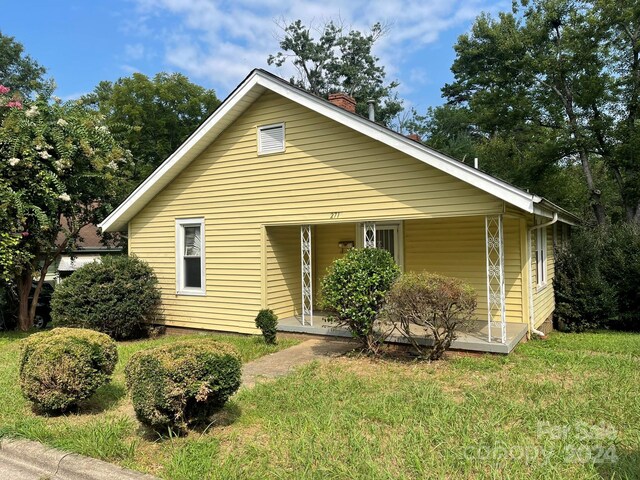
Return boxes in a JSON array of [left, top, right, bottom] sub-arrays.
[[16, 271, 33, 331]]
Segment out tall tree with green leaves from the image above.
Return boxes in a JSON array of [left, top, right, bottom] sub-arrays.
[[0, 31, 49, 98], [439, 0, 640, 225], [0, 86, 130, 330], [268, 20, 403, 125], [83, 72, 220, 194]]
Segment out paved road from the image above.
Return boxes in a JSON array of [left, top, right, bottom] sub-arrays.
[[0, 439, 156, 480]]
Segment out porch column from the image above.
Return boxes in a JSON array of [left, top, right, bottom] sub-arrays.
[[363, 222, 376, 248], [301, 225, 313, 326], [485, 215, 507, 344]]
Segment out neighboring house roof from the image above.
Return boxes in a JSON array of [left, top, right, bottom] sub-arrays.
[[57, 217, 121, 252], [99, 69, 579, 232]]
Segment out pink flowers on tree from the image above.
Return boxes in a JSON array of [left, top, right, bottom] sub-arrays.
[[0, 85, 23, 109]]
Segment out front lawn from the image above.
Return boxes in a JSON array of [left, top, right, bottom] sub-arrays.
[[1, 330, 639, 479], [0, 331, 298, 464]]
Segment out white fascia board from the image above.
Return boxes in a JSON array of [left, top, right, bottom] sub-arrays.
[[533, 201, 579, 225], [255, 73, 538, 214], [99, 74, 263, 232]]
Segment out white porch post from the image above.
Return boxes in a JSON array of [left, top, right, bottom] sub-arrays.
[[301, 225, 313, 326], [364, 222, 376, 248], [485, 215, 507, 344]]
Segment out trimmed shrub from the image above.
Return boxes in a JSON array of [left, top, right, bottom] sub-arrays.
[[125, 339, 242, 434], [320, 248, 400, 353], [51, 255, 162, 340], [384, 272, 477, 360], [19, 327, 117, 413], [255, 309, 278, 344], [554, 224, 640, 332]]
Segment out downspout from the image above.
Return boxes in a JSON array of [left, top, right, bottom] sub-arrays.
[[527, 212, 558, 337]]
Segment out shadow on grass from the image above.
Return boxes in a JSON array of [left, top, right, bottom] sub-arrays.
[[29, 382, 127, 417], [135, 402, 243, 442], [596, 448, 640, 479], [80, 383, 128, 414]]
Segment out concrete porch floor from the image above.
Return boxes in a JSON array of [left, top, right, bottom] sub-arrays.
[[278, 313, 528, 354]]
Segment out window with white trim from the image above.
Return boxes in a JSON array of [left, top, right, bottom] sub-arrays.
[[257, 123, 285, 154], [176, 218, 205, 295], [536, 226, 547, 287]]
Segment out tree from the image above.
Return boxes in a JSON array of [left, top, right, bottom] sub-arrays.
[[0, 31, 49, 98], [0, 86, 130, 330], [440, 0, 640, 225], [268, 20, 403, 125], [83, 72, 220, 193]]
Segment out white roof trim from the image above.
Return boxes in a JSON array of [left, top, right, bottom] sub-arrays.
[[99, 69, 577, 232]]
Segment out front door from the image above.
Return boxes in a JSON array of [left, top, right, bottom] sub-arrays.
[[358, 222, 403, 267], [375, 225, 399, 263]]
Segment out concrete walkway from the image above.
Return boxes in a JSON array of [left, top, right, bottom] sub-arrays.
[[242, 337, 355, 388], [0, 438, 157, 480]]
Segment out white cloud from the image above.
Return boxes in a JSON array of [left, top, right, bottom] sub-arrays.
[[128, 0, 503, 97], [124, 43, 146, 60]]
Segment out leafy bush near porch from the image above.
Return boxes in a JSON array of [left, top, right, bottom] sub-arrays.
[[125, 339, 242, 434], [320, 248, 400, 353], [554, 224, 640, 332], [255, 309, 278, 344], [384, 272, 476, 360], [19, 328, 117, 413], [51, 255, 162, 340]]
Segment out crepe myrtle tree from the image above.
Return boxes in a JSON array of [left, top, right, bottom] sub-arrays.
[[0, 85, 130, 330]]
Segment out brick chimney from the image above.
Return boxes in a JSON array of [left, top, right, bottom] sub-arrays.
[[328, 93, 356, 113], [406, 133, 422, 142]]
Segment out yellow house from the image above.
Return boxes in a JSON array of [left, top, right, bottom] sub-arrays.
[[99, 69, 578, 354]]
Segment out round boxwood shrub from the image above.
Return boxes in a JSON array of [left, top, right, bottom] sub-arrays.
[[19, 327, 117, 413], [51, 255, 162, 340], [125, 339, 242, 434], [320, 247, 400, 353]]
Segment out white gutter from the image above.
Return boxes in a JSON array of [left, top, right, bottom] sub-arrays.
[[527, 213, 558, 337]]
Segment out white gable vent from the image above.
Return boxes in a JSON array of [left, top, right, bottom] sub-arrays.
[[258, 123, 285, 154]]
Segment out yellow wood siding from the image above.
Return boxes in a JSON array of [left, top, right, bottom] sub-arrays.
[[531, 223, 555, 328], [129, 91, 513, 332], [266, 225, 300, 319], [314, 223, 357, 301], [404, 216, 524, 323]]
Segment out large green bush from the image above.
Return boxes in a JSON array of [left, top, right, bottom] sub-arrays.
[[320, 248, 400, 352], [51, 255, 162, 340], [19, 327, 117, 413], [125, 339, 242, 434], [384, 272, 476, 360], [554, 224, 640, 332]]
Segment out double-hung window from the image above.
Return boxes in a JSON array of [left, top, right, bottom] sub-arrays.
[[176, 218, 205, 295], [536, 226, 547, 287]]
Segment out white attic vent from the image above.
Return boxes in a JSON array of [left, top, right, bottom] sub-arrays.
[[257, 123, 285, 154]]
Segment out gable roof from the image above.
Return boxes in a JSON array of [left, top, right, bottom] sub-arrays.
[[99, 69, 579, 232]]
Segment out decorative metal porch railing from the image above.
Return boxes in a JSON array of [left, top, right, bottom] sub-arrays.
[[301, 225, 313, 326], [485, 215, 507, 344], [364, 222, 376, 248]]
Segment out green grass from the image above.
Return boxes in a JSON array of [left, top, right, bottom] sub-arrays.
[[1, 330, 639, 479], [0, 330, 298, 465]]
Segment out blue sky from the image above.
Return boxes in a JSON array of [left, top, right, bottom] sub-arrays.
[[2, 0, 506, 113]]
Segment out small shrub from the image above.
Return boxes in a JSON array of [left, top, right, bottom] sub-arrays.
[[51, 255, 162, 340], [384, 272, 477, 360], [125, 339, 242, 434], [19, 327, 117, 413], [320, 248, 400, 353], [255, 309, 278, 344]]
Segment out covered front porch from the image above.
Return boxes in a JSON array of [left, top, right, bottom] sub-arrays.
[[277, 313, 528, 354], [266, 214, 528, 354]]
